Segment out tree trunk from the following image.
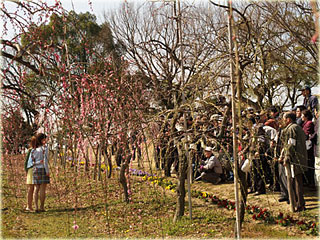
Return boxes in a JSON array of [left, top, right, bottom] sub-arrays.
[[104, 145, 112, 178], [53, 145, 58, 166], [93, 147, 98, 180], [217, 102, 231, 139], [173, 141, 188, 222], [85, 146, 89, 172], [119, 158, 129, 203], [164, 141, 173, 177], [239, 169, 248, 227], [98, 144, 102, 181], [62, 141, 67, 168]]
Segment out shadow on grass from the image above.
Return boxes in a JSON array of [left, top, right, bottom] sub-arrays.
[[305, 197, 320, 202], [304, 190, 318, 197], [305, 206, 319, 211], [20, 203, 105, 214], [48, 203, 105, 213]]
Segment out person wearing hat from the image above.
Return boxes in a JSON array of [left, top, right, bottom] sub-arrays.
[[210, 114, 220, 122], [247, 107, 254, 114], [209, 114, 220, 137], [300, 86, 318, 114], [195, 146, 222, 184]]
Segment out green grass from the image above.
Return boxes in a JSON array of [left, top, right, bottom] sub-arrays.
[[1, 155, 316, 239]]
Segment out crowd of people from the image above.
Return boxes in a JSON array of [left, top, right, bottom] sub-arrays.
[[151, 85, 318, 212], [23, 86, 318, 213]]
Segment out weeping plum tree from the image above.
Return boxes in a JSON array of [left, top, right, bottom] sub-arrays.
[[1, 0, 150, 203], [56, 59, 149, 201], [2, 106, 33, 154], [1, 1, 64, 140], [1, 2, 121, 134]]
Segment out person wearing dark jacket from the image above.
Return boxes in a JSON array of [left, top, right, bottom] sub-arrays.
[[310, 107, 319, 158], [296, 105, 306, 127], [281, 112, 308, 212], [300, 86, 318, 115], [302, 109, 315, 187], [248, 123, 268, 195], [310, 106, 319, 186]]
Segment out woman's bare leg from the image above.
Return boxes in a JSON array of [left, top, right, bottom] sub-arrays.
[[40, 184, 47, 210], [27, 184, 34, 210], [34, 184, 40, 211]]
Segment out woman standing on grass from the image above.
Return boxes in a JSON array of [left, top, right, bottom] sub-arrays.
[[25, 136, 36, 211], [31, 133, 50, 212]]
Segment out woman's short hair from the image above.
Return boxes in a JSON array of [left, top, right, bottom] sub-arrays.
[[302, 109, 313, 121]]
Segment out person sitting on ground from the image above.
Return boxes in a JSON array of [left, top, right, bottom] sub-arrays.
[[196, 146, 223, 184]]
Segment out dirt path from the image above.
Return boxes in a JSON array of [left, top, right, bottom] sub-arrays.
[[190, 179, 318, 221], [130, 155, 319, 227]]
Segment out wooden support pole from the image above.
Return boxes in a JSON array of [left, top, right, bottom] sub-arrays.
[[176, 0, 192, 220], [227, 0, 241, 238]]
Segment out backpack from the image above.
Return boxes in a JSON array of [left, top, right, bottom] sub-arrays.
[[24, 149, 32, 172]]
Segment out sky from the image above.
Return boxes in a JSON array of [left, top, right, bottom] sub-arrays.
[[2, 0, 319, 105], [39, 0, 320, 102], [47, 0, 147, 24], [49, 0, 125, 23]]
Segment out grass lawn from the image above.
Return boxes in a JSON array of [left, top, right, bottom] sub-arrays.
[[1, 154, 318, 238]]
